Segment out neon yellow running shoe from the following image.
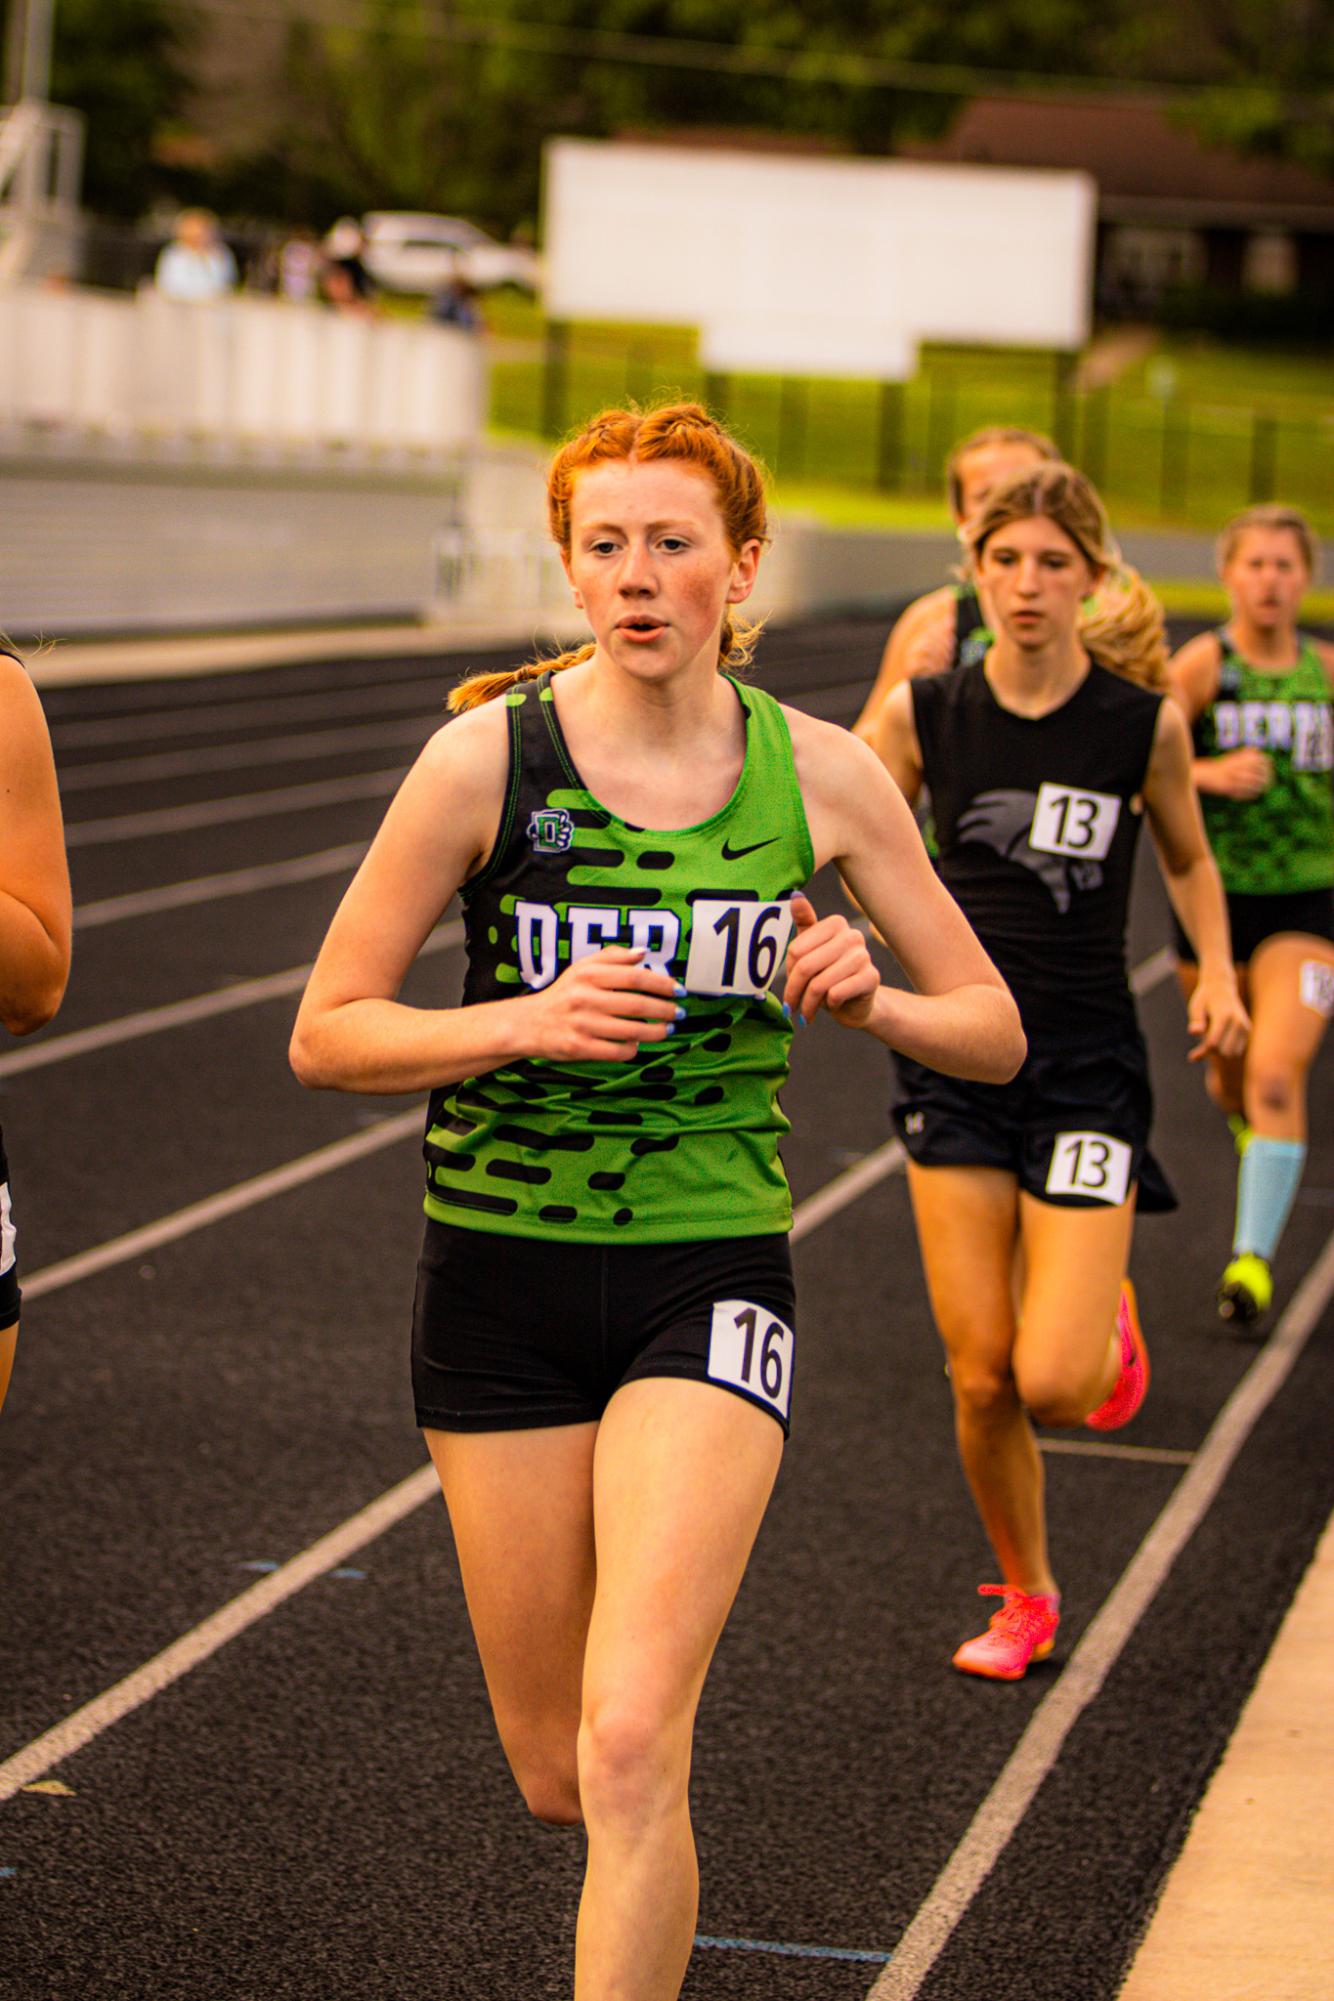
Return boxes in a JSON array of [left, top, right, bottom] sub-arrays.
[[1227, 1115, 1253, 1159], [1217, 1253, 1272, 1326]]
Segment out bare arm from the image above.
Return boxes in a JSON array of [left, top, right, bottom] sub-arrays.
[[785, 711, 1025, 1083], [0, 656, 71, 1034], [852, 589, 956, 746], [1143, 699, 1249, 1061], [1168, 630, 1272, 801], [291, 704, 681, 1094]]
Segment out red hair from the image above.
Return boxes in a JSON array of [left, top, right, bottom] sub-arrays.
[[450, 403, 768, 711]]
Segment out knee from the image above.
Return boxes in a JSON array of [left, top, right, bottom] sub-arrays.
[[499, 1718, 583, 1826], [949, 1353, 1018, 1424], [577, 1697, 681, 1830], [514, 1759, 582, 1828], [1247, 1060, 1298, 1120], [1015, 1354, 1099, 1428]]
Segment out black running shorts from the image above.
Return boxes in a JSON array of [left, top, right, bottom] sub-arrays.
[[0, 1129, 19, 1332], [411, 1222, 797, 1434], [892, 1031, 1177, 1214], [1172, 885, 1334, 967]]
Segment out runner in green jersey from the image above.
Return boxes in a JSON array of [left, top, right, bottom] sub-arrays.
[[292, 403, 1024, 2001], [854, 426, 1058, 748], [1170, 505, 1334, 1327]]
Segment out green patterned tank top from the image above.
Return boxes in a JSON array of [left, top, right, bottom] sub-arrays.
[[423, 671, 816, 1243], [1194, 630, 1333, 896]]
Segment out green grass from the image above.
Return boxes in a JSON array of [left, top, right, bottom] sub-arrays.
[[476, 310, 1334, 538]]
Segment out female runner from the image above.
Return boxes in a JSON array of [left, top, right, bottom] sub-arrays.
[[0, 646, 72, 1415], [290, 403, 1024, 1999], [1168, 505, 1334, 1326], [853, 424, 1059, 746], [870, 463, 1248, 1680]]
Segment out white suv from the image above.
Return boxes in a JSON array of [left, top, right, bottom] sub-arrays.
[[359, 212, 539, 294]]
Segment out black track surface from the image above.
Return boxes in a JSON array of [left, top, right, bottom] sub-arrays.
[[3, 615, 1331, 2001]]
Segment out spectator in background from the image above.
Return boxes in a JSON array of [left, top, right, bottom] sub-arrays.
[[278, 229, 323, 305], [429, 275, 482, 332], [154, 209, 237, 302], [321, 218, 377, 315]]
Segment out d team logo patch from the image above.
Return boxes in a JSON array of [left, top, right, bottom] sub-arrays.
[[527, 807, 575, 855]]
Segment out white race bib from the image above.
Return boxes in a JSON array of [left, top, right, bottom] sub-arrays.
[[684, 899, 794, 998], [1045, 1131, 1132, 1205], [1029, 783, 1121, 862], [1300, 959, 1334, 1018], [708, 1299, 794, 1421]]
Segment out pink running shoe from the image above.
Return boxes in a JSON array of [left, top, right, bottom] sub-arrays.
[[952, 1585, 1061, 1681], [1085, 1279, 1150, 1432]]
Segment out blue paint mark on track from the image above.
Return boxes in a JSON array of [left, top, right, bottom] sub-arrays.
[[330, 1567, 365, 1580], [238, 1560, 279, 1573], [694, 1935, 892, 1964], [1, 1867, 17, 1879]]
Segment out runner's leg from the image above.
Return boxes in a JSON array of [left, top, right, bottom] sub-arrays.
[[904, 1162, 1053, 1593], [425, 1421, 598, 1825], [576, 1376, 783, 2001]]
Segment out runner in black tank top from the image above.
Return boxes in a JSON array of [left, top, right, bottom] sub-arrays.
[[869, 462, 1247, 1682], [0, 648, 73, 1417]]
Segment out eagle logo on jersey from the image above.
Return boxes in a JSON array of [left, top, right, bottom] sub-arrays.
[[527, 806, 576, 855], [956, 789, 1103, 914]]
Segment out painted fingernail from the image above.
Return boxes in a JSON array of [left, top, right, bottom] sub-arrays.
[[674, 1005, 687, 1020], [780, 1002, 792, 1021], [672, 982, 688, 999], [664, 1021, 677, 1036]]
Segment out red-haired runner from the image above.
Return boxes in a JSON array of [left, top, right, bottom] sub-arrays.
[[292, 403, 1024, 2000]]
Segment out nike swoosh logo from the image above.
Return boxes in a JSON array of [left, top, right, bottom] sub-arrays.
[[720, 837, 777, 861]]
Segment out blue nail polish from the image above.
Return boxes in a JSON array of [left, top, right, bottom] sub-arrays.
[[780, 1002, 792, 1021], [664, 1021, 677, 1036], [674, 1005, 687, 1020], [672, 982, 688, 999]]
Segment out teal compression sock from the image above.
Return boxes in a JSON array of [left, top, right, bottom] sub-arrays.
[[1233, 1138, 1306, 1262]]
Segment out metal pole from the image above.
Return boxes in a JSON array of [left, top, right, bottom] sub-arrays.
[[6, 0, 55, 102], [876, 380, 904, 492]]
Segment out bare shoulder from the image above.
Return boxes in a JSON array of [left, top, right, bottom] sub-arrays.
[[407, 691, 510, 798], [1167, 630, 1222, 715], [784, 702, 886, 796]]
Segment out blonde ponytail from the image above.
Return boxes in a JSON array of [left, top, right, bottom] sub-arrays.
[[1078, 566, 1169, 690]]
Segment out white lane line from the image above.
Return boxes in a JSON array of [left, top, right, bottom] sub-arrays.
[[64, 767, 405, 847], [1037, 1438, 1195, 1466], [0, 945, 1184, 1803], [792, 1140, 905, 1242], [74, 845, 368, 928], [58, 716, 435, 792], [0, 924, 463, 1080], [0, 1135, 912, 1800], [1131, 946, 1175, 995], [50, 672, 453, 752], [0, 1463, 441, 1806], [865, 1224, 1334, 2001], [21, 1111, 423, 1303]]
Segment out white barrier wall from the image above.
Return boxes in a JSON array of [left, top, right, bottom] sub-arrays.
[[0, 284, 484, 453]]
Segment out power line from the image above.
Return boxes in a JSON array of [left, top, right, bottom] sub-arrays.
[[170, 1, 1333, 115]]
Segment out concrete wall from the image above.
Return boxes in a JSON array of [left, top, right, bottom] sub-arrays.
[[0, 434, 1219, 642]]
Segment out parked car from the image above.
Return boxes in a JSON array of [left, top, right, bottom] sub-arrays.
[[359, 212, 539, 294]]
